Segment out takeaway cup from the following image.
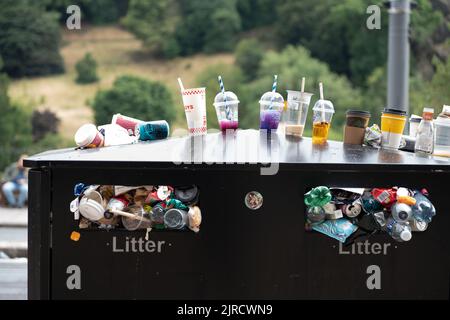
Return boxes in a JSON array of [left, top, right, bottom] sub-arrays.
[[285, 90, 313, 137], [111, 114, 144, 135], [344, 110, 371, 145], [259, 91, 285, 130], [312, 99, 335, 144], [213, 91, 239, 131], [74, 124, 104, 148], [381, 108, 407, 149], [181, 87, 207, 136], [78, 190, 106, 221]]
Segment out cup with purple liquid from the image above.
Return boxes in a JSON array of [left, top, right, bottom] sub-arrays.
[[213, 91, 239, 131], [259, 91, 284, 130]]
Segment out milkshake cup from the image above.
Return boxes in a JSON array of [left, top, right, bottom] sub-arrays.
[[312, 100, 335, 144], [213, 91, 239, 131], [181, 87, 207, 136], [259, 91, 284, 130]]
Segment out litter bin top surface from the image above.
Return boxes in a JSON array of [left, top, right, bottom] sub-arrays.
[[24, 129, 450, 170]]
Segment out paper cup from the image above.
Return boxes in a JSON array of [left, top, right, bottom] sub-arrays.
[[74, 124, 104, 148], [381, 109, 407, 149], [181, 87, 207, 136]]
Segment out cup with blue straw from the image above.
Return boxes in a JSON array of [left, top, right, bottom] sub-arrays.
[[259, 75, 285, 130], [213, 75, 240, 131]]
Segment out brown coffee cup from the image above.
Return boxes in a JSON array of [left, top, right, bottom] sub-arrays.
[[344, 110, 371, 145]]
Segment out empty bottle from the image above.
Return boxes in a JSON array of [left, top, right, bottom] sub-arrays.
[[411, 190, 436, 223], [434, 105, 450, 157], [386, 218, 412, 242], [415, 107, 435, 155]]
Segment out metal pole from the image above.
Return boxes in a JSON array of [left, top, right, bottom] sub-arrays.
[[387, 0, 411, 114]]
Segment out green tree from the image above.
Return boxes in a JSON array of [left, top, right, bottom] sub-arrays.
[[122, 0, 177, 56], [236, 0, 275, 30], [175, 0, 242, 55], [92, 75, 176, 126], [75, 53, 99, 84], [0, 0, 64, 78], [235, 39, 264, 82]]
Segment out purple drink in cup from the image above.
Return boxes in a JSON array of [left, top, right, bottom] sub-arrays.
[[259, 91, 284, 130], [214, 91, 239, 130]]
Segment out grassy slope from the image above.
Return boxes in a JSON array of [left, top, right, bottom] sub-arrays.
[[9, 26, 234, 140]]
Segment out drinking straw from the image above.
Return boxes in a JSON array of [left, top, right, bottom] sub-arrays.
[[298, 77, 306, 122], [268, 74, 278, 110], [218, 75, 231, 120], [319, 82, 326, 123], [110, 208, 151, 223], [177, 77, 185, 92]]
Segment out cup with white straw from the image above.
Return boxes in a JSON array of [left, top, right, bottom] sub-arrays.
[[178, 77, 207, 136]]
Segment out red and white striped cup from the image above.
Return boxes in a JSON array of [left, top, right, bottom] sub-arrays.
[[181, 87, 207, 136]]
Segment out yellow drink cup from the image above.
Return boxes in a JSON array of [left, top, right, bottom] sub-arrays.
[[381, 108, 407, 149]]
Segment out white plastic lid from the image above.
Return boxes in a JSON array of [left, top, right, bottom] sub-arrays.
[[75, 124, 98, 147], [400, 229, 412, 241], [312, 99, 335, 113], [259, 91, 284, 108], [213, 91, 239, 107], [79, 199, 104, 221]]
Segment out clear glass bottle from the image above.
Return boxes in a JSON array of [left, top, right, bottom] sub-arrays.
[[414, 107, 435, 155]]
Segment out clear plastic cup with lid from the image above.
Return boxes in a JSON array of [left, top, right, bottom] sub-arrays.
[[285, 90, 314, 137], [213, 91, 239, 131], [312, 99, 335, 144], [259, 91, 285, 130]]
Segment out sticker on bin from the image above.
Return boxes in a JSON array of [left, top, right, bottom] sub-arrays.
[[304, 186, 436, 243], [69, 184, 201, 233]]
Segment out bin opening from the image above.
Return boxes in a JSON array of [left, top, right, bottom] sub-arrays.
[[304, 186, 436, 244], [70, 184, 201, 233]]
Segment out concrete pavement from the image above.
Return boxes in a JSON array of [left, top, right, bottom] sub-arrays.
[[0, 206, 27, 300]]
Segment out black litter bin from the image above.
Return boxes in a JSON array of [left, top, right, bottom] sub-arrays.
[[24, 129, 450, 300]]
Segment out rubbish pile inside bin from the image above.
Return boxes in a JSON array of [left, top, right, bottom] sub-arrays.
[[69, 184, 201, 233], [304, 186, 436, 243]]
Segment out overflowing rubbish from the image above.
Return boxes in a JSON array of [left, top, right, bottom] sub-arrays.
[[305, 186, 436, 243], [364, 124, 382, 148], [69, 184, 201, 233], [74, 113, 169, 149]]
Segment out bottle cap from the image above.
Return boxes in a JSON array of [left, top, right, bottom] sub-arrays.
[[422, 107, 434, 120], [400, 229, 412, 241]]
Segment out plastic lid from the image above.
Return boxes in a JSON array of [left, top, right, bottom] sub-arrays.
[[286, 90, 314, 103], [213, 91, 239, 107], [383, 108, 407, 116], [400, 229, 412, 241], [443, 105, 450, 114], [75, 124, 98, 147], [312, 99, 335, 113], [346, 110, 371, 117], [259, 91, 284, 108], [79, 199, 104, 221], [409, 115, 422, 123]]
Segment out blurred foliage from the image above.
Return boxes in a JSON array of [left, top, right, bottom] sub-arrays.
[[31, 110, 61, 142], [235, 39, 264, 82], [122, 0, 177, 57], [174, 0, 241, 55], [0, 0, 64, 78], [75, 53, 99, 84], [236, 0, 275, 30], [92, 75, 176, 126]]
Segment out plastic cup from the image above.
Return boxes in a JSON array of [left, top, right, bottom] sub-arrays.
[[74, 124, 104, 148], [134, 121, 170, 141], [381, 108, 407, 149], [409, 115, 422, 137], [343, 110, 371, 145], [181, 87, 207, 136], [285, 90, 313, 137], [213, 91, 239, 131], [312, 99, 335, 144], [259, 91, 284, 130]]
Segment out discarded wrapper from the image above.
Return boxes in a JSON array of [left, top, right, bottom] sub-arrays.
[[312, 219, 358, 243], [364, 124, 382, 148]]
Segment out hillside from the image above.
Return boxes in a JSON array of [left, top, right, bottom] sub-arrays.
[[9, 25, 234, 139]]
